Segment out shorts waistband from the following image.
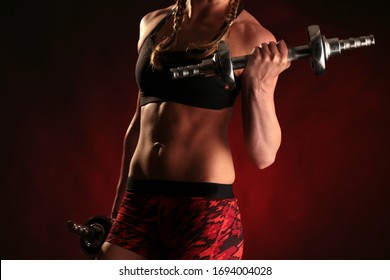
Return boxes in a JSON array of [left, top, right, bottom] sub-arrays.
[[127, 178, 234, 199]]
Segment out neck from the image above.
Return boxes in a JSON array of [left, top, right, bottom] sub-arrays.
[[186, 0, 230, 21]]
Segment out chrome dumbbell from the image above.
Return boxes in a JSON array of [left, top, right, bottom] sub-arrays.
[[67, 215, 112, 259], [170, 25, 375, 89]]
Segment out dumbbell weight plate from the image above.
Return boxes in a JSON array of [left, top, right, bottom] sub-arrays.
[[79, 215, 112, 258]]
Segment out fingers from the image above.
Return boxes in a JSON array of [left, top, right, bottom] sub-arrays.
[[244, 40, 291, 81], [252, 42, 271, 55], [253, 40, 288, 52], [267, 41, 279, 57], [276, 39, 289, 59], [251, 40, 290, 66]]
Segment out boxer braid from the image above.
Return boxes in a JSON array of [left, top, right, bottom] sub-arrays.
[[150, 0, 187, 69], [151, 0, 241, 69]]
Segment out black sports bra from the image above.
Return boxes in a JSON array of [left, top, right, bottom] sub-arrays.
[[135, 6, 243, 110]]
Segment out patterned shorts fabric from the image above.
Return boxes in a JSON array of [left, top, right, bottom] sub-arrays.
[[106, 191, 244, 260]]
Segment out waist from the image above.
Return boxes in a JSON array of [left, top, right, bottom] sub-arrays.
[[129, 141, 235, 183], [127, 178, 234, 199]]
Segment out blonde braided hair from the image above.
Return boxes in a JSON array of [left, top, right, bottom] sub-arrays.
[[150, 0, 241, 69]]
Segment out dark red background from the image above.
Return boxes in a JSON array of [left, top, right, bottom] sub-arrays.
[[2, 0, 389, 259]]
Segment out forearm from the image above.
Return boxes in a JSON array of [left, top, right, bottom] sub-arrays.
[[239, 38, 290, 169], [242, 80, 281, 169]]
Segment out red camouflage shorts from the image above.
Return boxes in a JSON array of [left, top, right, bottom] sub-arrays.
[[105, 179, 244, 260]]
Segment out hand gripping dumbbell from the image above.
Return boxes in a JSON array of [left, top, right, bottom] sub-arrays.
[[170, 25, 375, 90], [67, 215, 112, 259]]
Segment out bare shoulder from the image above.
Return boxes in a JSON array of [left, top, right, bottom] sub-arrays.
[[229, 9, 277, 57], [137, 5, 175, 51], [139, 5, 175, 33]]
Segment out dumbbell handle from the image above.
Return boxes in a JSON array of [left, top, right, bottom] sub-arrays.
[[67, 220, 107, 247], [67, 220, 96, 240], [230, 34, 376, 69]]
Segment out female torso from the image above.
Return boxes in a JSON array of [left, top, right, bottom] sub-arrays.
[[129, 4, 264, 184]]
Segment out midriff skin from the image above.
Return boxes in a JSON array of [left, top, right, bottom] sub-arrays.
[[129, 101, 236, 184]]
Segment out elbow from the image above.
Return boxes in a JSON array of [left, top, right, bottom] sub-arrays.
[[244, 137, 281, 170], [251, 155, 276, 169], [246, 143, 279, 169]]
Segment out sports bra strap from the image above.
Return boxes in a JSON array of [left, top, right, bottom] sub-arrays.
[[150, 8, 176, 38]]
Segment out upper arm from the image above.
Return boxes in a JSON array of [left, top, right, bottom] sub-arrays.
[[137, 12, 154, 52], [229, 11, 276, 57], [229, 12, 277, 77]]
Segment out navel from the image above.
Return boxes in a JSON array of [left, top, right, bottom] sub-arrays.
[[153, 142, 166, 157]]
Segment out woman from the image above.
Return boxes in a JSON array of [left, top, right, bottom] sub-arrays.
[[97, 0, 290, 260]]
